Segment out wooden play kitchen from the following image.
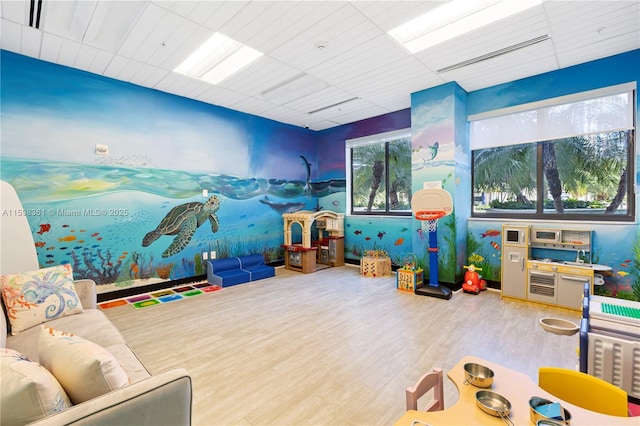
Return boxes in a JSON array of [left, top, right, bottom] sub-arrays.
[[501, 225, 611, 310], [282, 210, 344, 273]]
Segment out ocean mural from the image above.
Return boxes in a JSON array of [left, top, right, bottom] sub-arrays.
[[466, 221, 639, 300], [1, 157, 345, 293], [342, 216, 412, 265], [0, 51, 346, 295], [410, 86, 461, 285]]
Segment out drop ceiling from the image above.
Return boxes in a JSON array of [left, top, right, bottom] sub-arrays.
[[1, 1, 638, 131]]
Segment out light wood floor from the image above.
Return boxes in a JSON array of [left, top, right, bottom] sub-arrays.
[[104, 265, 581, 426]]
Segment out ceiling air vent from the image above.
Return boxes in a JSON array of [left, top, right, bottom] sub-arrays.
[[436, 35, 550, 73], [29, 0, 43, 29]]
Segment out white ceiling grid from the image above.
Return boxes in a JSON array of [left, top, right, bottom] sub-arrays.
[[0, 0, 638, 130]]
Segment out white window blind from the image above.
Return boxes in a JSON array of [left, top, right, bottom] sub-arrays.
[[469, 84, 635, 150], [346, 128, 410, 148]]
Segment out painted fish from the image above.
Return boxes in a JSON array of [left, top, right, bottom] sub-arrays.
[[37, 224, 51, 235], [58, 235, 77, 242], [91, 232, 99, 237], [259, 196, 305, 214], [62, 224, 70, 228], [490, 241, 501, 251], [617, 271, 629, 277], [354, 230, 362, 235], [427, 141, 439, 161], [394, 238, 404, 246], [481, 230, 501, 238], [400, 227, 409, 232], [35, 241, 46, 248], [45, 260, 55, 264], [621, 263, 629, 268], [377, 231, 386, 240], [46, 254, 54, 258], [46, 246, 55, 250], [365, 237, 371, 241]]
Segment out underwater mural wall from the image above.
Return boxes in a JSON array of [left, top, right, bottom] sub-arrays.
[[410, 82, 469, 285], [0, 50, 345, 295], [315, 110, 413, 264], [465, 50, 640, 301]]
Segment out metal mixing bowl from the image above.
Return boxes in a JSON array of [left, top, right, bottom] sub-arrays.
[[464, 362, 495, 388]]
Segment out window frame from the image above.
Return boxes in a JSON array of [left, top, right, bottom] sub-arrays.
[[469, 84, 636, 222], [346, 128, 412, 217]]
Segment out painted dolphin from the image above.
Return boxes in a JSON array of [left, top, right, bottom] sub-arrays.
[[259, 196, 305, 214], [300, 155, 311, 194]]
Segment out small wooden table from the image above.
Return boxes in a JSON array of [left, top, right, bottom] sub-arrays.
[[394, 356, 637, 425]]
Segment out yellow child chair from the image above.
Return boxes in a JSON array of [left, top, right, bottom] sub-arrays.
[[538, 367, 628, 417]]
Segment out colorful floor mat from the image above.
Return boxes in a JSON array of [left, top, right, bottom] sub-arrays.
[[99, 282, 221, 310]]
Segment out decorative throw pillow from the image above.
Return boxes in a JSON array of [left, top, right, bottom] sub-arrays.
[[1, 264, 83, 335], [0, 348, 71, 425], [39, 326, 129, 404]]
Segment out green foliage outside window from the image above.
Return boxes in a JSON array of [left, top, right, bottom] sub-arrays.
[[351, 137, 412, 215]]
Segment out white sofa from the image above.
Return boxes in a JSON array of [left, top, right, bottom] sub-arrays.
[[1, 181, 192, 425]]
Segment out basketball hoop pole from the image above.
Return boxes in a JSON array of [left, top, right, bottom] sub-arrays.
[[426, 220, 440, 286], [411, 188, 453, 300]]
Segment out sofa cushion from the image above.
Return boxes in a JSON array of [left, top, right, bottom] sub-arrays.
[[6, 309, 126, 363], [0, 347, 71, 425], [1, 264, 83, 335], [39, 326, 129, 405]]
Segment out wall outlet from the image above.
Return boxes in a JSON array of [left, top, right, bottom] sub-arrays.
[[211, 251, 216, 259], [202, 189, 208, 197], [202, 251, 208, 260]]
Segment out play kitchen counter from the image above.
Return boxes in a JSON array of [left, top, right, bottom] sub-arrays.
[[502, 225, 612, 310], [527, 260, 601, 310], [394, 356, 636, 426]]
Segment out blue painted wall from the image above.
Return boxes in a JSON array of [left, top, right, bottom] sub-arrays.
[[0, 50, 338, 294], [316, 110, 413, 265], [466, 50, 640, 297], [2, 47, 638, 298]]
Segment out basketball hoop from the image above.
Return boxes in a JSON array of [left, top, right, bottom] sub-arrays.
[[414, 210, 446, 221], [416, 211, 445, 234]]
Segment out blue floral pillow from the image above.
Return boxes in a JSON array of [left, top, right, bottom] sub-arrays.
[[1, 264, 83, 334]]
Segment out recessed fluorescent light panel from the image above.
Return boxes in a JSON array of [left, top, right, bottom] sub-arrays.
[[174, 33, 263, 85], [388, 0, 543, 53]]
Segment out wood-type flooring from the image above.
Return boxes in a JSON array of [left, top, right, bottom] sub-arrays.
[[104, 265, 580, 425]]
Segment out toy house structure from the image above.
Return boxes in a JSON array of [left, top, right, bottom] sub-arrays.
[[282, 210, 344, 273]]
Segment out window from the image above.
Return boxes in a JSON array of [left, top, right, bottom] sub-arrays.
[[470, 84, 635, 221], [346, 129, 412, 215]]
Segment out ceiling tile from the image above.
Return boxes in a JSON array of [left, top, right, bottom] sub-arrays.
[[74, 44, 101, 71], [39, 32, 63, 63], [1, 18, 22, 52], [21, 25, 42, 57], [1, 0, 28, 25], [4, 0, 638, 130]]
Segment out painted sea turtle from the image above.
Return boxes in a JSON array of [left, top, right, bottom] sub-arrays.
[[142, 195, 220, 258]]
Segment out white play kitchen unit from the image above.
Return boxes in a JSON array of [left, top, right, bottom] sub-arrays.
[[500, 225, 611, 310]]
